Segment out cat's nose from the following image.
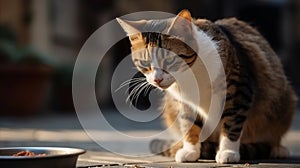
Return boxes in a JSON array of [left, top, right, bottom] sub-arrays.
[[154, 78, 163, 84]]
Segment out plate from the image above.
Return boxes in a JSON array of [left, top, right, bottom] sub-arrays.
[[0, 147, 85, 168]]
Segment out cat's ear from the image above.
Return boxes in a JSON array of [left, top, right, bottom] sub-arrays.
[[167, 9, 193, 36], [116, 18, 146, 36], [177, 9, 192, 22]]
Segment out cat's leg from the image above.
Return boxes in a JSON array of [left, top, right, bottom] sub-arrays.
[[175, 105, 202, 162], [216, 96, 251, 163], [175, 125, 201, 162], [270, 87, 295, 159], [216, 107, 249, 163], [216, 131, 241, 163], [215, 66, 253, 163]]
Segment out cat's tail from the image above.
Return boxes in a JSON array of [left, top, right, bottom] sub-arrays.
[[150, 139, 271, 160]]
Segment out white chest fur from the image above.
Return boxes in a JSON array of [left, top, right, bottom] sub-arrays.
[[166, 59, 212, 119], [166, 23, 221, 119]]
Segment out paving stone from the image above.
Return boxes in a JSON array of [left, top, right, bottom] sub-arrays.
[[1, 111, 300, 167]]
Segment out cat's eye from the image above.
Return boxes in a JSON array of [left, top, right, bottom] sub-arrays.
[[165, 57, 176, 65], [140, 60, 151, 67]]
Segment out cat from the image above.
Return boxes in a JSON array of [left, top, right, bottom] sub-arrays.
[[116, 9, 297, 163]]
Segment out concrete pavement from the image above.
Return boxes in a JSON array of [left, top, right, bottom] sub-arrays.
[[0, 110, 300, 167]]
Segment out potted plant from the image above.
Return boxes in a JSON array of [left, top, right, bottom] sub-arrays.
[[50, 64, 75, 112], [0, 25, 54, 116]]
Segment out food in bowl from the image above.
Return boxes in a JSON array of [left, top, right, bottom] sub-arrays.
[[12, 151, 46, 156]]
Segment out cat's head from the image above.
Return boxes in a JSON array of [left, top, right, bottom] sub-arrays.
[[117, 10, 198, 90]]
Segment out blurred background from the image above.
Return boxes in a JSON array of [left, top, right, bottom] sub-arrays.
[[0, 0, 299, 116]]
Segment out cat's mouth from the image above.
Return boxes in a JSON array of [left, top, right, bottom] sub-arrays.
[[152, 81, 174, 90], [146, 73, 176, 90], [156, 84, 169, 90]]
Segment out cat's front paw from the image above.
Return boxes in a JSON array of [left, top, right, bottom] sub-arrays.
[[175, 148, 200, 162], [216, 149, 240, 164]]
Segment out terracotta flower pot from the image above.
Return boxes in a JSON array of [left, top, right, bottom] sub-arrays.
[[0, 64, 53, 116]]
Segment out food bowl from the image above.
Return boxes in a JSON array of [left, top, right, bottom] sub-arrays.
[[0, 147, 85, 168]]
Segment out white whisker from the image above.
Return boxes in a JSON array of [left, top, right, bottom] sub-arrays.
[[115, 77, 145, 92], [126, 81, 146, 103], [133, 82, 150, 105], [128, 81, 148, 103], [143, 84, 153, 96], [125, 80, 145, 93]]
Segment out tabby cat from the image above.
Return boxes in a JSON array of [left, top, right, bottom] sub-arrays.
[[117, 10, 297, 163]]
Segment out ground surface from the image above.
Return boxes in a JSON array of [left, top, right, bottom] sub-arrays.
[[0, 109, 300, 167]]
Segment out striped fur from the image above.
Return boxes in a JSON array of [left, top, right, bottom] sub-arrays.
[[117, 9, 297, 163]]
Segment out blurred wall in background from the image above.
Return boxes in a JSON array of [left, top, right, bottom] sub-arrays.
[[0, 0, 299, 115]]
